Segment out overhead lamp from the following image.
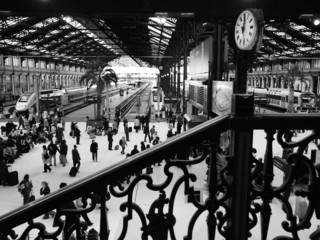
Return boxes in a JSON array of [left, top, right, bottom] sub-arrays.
[[159, 17, 167, 24], [299, 14, 320, 26], [314, 19, 320, 26]]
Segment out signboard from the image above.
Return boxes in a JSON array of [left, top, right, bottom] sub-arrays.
[[212, 81, 233, 115], [189, 37, 213, 80]]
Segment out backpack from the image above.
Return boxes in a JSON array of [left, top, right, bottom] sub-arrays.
[[18, 182, 27, 195], [119, 139, 122, 145]]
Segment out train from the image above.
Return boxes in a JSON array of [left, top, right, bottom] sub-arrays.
[[247, 87, 316, 110], [151, 85, 165, 111], [15, 85, 115, 114]]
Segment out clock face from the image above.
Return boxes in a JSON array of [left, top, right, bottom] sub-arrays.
[[234, 10, 258, 50]]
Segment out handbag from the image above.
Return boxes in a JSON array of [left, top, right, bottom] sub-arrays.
[[29, 189, 35, 202], [29, 195, 35, 202], [44, 151, 50, 159]]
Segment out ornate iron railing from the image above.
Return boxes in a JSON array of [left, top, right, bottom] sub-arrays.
[[1, 95, 320, 240]]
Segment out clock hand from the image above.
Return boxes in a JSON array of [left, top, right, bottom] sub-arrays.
[[241, 14, 246, 44]]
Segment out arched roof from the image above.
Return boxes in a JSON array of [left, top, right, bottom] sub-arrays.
[[1, 0, 320, 68]]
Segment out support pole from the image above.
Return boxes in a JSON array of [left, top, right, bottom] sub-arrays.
[[229, 94, 254, 240]]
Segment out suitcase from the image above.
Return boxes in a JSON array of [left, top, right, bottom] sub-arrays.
[[69, 167, 78, 177], [114, 145, 119, 150], [7, 171, 19, 186]]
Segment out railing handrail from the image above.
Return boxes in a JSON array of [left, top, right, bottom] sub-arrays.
[[2, 112, 320, 234], [0, 113, 229, 231]]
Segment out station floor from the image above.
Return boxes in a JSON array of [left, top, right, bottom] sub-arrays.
[[1, 107, 319, 239]]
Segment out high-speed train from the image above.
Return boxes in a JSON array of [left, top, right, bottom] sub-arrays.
[[15, 85, 102, 114], [247, 87, 316, 110]]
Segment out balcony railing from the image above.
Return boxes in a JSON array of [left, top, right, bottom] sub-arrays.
[[1, 95, 320, 240]]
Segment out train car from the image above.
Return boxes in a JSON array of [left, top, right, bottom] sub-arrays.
[[15, 86, 99, 114], [16, 89, 65, 114], [151, 85, 165, 111], [247, 87, 316, 110]]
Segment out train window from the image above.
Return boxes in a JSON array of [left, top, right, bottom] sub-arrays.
[[19, 94, 32, 102], [302, 95, 315, 103], [40, 90, 54, 95]]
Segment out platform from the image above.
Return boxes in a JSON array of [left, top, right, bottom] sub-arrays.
[[0, 91, 319, 239]]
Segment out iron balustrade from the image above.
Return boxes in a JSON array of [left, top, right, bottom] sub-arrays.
[[1, 95, 320, 239]]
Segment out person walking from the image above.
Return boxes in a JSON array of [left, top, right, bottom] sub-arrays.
[[17, 115, 25, 130], [144, 123, 151, 142], [177, 114, 183, 134], [84, 116, 90, 131], [134, 116, 140, 133], [42, 145, 52, 173], [140, 115, 145, 131], [18, 174, 33, 205], [171, 114, 177, 128], [55, 127, 64, 145], [123, 117, 128, 130], [112, 120, 118, 135], [103, 118, 109, 136], [124, 122, 130, 141], [150, 125, 156, 140], [90, 140, 98, 162], [107, 127, 114, 150], [40, 181, 55, 219], [72, 145, 81, 171], [48, 140, 60, 166], [60, 117, 65, 131], [56, 182, 80, 240], [115, 116, 120, 131], [70, 121, 77, 137], [120, 136, 127, 155], [74, 125, 81, 145], [59, 140, 68, 167]]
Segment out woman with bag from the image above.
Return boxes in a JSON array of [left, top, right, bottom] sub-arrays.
[[18, 174, 33, 205], [42, 145, 52, 173]]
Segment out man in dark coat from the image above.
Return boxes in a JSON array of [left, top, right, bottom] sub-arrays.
[[71, 145, 81, 170], [103, 118, 109, 136], [55, 182, 80, 240], [107, 127, 114, 150], [124, 123, 130, 141], [48, 141, 60, 166], [74, 125, 81, 145], [90, 140, 98, 162], [55, 127, 64, 145], [59, 140, 68, 167]]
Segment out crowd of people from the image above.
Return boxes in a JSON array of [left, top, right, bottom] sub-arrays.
[[1, 108, 187, 207]]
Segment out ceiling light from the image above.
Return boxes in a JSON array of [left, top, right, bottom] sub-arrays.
[[159, 17, 167, 25], [314, 19, 320, 26]]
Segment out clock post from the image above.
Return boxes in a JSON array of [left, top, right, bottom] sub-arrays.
[[230, 8, 264, 240]]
